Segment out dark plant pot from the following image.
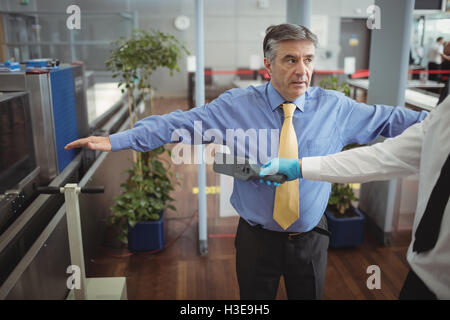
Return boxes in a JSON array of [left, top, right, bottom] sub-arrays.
[[325, 206, 365, 248], [128, 211, 165, 252]]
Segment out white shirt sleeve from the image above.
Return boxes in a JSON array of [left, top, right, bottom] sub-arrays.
[[302, 118, 427, 183]]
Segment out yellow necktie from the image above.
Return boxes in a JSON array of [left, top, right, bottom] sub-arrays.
[[273, 103, 299, 230]]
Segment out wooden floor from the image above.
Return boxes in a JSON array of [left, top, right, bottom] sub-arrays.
[[86, 97, 412, 300]]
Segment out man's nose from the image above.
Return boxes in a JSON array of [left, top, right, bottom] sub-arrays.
[[295, 61, 306, 76]]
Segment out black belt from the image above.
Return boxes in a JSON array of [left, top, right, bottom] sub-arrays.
[[242, 217, 331, 240]]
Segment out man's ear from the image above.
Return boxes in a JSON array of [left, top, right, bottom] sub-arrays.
[[264, 57, 272, 77]]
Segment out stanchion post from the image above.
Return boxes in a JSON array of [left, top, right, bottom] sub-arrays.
[[63, 183, 87, 300]]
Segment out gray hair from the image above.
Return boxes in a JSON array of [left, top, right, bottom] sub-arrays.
[[263, 24, 318, 62]]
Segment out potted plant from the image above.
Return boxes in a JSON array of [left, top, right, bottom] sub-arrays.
[[324, 147, 366, 248], [109, 147, 177, 251], [320, 77, 366, 248], [105, 29, 188, 251]]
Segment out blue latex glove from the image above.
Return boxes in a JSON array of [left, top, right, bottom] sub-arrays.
[[259, 158, 301, 186]]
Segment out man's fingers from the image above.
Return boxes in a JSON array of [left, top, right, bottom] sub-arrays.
[[260, 159, 280, 177], [65, 138, 90, 150], [65, 136, 111, 151], [258, 178, 281, 187], [259, 167, 269, 177], [259, 165, 278, 177], [259, 167, 272, 176]]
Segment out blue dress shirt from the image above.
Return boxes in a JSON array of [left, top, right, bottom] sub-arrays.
[[110, 81, 427, 232]]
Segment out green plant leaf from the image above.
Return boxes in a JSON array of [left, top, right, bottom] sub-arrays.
[[128, 218, 137, 228], [149, 213, 160, 221]]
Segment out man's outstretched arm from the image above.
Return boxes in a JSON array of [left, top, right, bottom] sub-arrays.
[[65, 90, 234, 152]]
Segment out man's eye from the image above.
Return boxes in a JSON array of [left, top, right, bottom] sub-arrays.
[[288, 59, 296, 63], [305, 58, 312, 64]]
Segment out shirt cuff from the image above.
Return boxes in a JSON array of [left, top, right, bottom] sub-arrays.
[[301, 156, 323, 181], [109, 131, 133, 152]]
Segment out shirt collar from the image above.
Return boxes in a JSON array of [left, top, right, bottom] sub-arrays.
[[267, 81, 306, 112]]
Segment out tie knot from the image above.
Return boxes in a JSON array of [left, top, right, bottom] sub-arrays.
[[282, 103, 296, 118]]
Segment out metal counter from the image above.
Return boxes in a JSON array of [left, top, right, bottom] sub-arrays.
[[0, 95, 142, 299]]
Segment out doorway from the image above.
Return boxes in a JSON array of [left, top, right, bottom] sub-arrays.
[[338, 18, 372, 71]]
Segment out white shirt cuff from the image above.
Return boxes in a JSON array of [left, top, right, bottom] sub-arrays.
[[301, 156, 323, 180]]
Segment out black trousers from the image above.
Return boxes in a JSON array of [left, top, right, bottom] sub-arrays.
[[428, 62, 441, 82], [399, 268, 437, 300], [235, 215, 330, 300]]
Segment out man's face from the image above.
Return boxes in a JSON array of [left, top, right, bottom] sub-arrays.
[[444, 41, 450, 56], [264, 40, 315, 101]]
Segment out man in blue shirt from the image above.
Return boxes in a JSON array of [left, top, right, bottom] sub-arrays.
[[66, 24, 427, 300]]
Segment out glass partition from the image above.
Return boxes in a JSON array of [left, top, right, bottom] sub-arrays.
[[0, 10, 135, 70]]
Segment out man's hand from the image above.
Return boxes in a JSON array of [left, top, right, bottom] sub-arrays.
[[259, 158, 302, 186], [64, 136, 112, 152]]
